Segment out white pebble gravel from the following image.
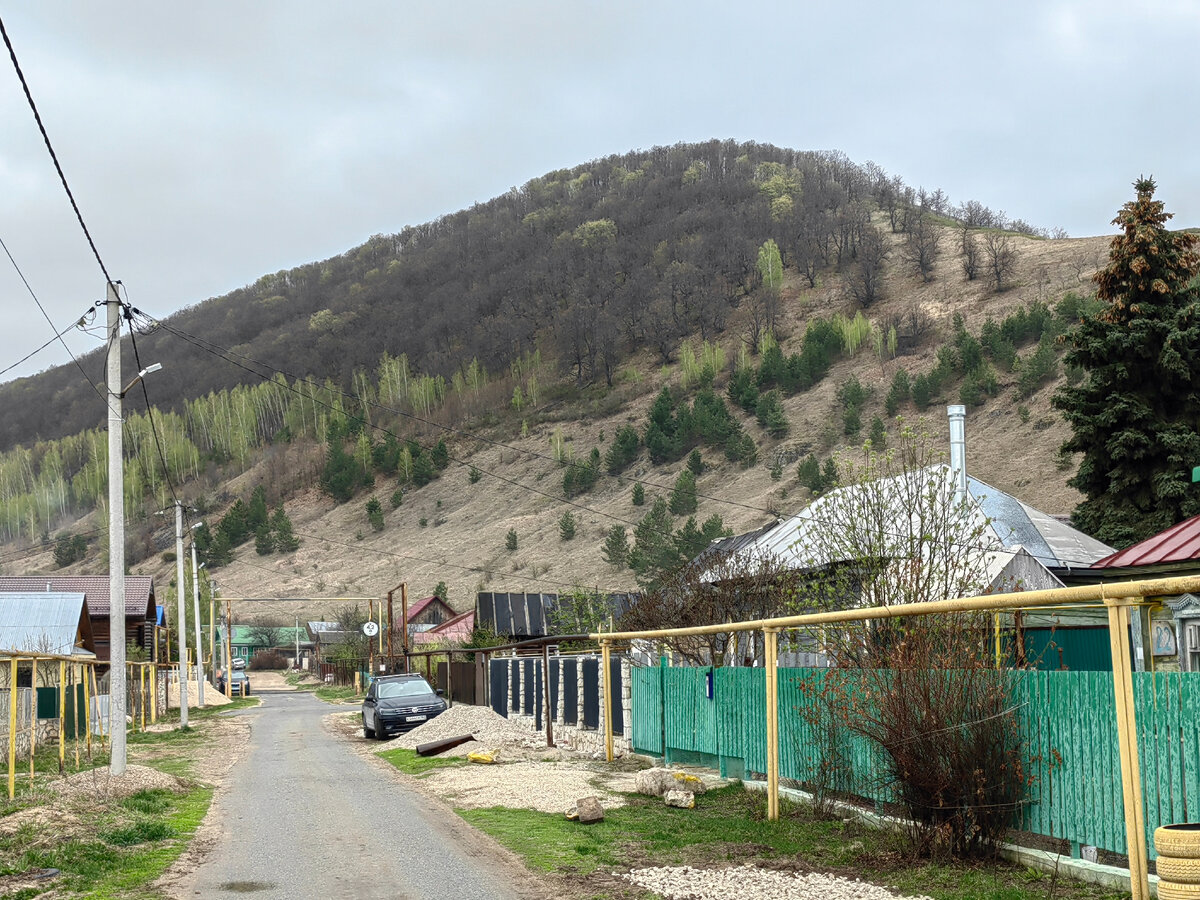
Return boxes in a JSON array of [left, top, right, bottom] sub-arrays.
[[623, 865, 933, 900], [387, 704, 543, 754], [423, 759, 626, 813]]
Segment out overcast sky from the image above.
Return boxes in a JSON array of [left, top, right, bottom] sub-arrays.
[[2, 1, 1198, 386]]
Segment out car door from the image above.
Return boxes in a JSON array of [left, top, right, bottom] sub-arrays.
[[363, 684, 377, 728]]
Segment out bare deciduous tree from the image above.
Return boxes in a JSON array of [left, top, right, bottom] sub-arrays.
[[847, 225, 888, 307], [960, 227, 982, 281], [982, 230, 1019, 292], [903, 212, 942, 283]]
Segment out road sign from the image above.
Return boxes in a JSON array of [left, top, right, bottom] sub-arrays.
[[362, 621, 379, 637]]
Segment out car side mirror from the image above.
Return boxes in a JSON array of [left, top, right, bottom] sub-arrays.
[[435, 689, 444, 696]]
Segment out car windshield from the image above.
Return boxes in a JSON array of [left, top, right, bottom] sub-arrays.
[[376, 680, 433, 700]]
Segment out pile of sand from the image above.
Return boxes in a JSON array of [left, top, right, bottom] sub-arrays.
[[48, 763, 189, 801], [167, 681, 232, 708]]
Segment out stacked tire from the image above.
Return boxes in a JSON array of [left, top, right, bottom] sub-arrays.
[[1155, 825, 1200, 899]]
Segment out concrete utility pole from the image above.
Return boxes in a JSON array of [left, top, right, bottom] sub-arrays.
[[174, 502, 188, 727], [106, 282, 127, 775], [295, 616, 300, 668], [191, 537, 205, 707]]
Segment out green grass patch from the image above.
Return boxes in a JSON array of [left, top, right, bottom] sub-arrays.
[[458, 785, 1128, 900], [99, 818, 177, 846], [378, 747, 471, 776], [313, 684, 359, 703]]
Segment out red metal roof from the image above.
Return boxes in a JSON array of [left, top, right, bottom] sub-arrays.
[[1090, 515, 1200, 568], [0, 575, 155, 619]]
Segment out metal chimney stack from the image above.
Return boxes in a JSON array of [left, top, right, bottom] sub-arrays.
[[947, 405, 967, 504]]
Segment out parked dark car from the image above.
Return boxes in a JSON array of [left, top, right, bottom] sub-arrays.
[[362, 674, 446, 740], [214, 669, 251, 696]]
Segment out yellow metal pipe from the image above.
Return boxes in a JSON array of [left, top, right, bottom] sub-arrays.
[[89, 665, 104, 748], [83, 662, 91, 761], [602, 642, 614, 762], [591, 575, 1200, 642], [150, 664, 157, 724], [28, 658, 36, 785], [1107, 600, 1148, 899], [8, 657, 17, 800], [72, 666, 79, 770], [764, 629, 780, 821], [58, 660, 65, 773], [139, 665, 146, 732]]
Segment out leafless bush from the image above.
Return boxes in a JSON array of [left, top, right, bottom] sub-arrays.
[[249, 649, 287, 670]]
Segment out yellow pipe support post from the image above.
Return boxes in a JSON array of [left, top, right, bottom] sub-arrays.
[[140, 665, 147, 732], [1107, 598, 1149, 900], [58, 661, 65, 774], [150, 663, 157, 724], [28, 658, 36, 785], [83, 662, 91, 761], [8, 657, 18, 800], [72, 666, 79, 770], [602, 641, 614, 762], [90, 666, 104, 748], [764, 629, 780, 821]]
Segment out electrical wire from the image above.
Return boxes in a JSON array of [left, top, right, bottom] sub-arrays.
[[125, 303, 183, 510], [0, 235, 110, 405], [0, 15, 113, 284]]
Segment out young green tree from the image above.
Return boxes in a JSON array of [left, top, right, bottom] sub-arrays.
[[628, 497, 677, 590], [505, 528, 518, 552], [558, 510, 577, 541], [669, 469, 698, 515], [433, 580, 448, 601], [366, 497, 385, 532], [631, 482, 645, 506], [602, 524, 629, 568], [254, 523, 275, 555], [271, 506, 300, 553], [1053, 177, 1200, 546]]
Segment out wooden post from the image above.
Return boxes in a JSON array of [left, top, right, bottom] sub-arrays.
[[446, 652, 454, 709], [387, 589, 395, 670], [368, 599, 375, 678], [28, 658, 36, 785], [401, 583, 409, 674], [542, 642, 554, 748], [1107, 598, 1149, 900], [58, 660, 65, 774], [764, 628, 780, 822], [602, 641, 613, 762]]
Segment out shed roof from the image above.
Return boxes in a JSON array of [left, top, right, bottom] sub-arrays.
[[0, 576, 155, 619], [0, 592, 94, 656], [1091, 514, 1200, 569]]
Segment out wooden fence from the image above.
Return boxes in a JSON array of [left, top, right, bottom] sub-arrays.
[[632, 665, 1200, 860]]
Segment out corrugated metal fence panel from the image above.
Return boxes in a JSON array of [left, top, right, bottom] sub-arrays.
[[550, 659, 560, 722], [489, 661, 508, 717], [510, 660, 520, 711], [582, 658, 599, 728], [1024, 627, 1114, 672], [562, 659, 578, 725], [609, 656, 624, 736], [522, 659, 534, 715], [632, 666, 663, 755]]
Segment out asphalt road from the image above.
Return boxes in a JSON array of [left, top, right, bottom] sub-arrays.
[[178, 687, 533, 900]]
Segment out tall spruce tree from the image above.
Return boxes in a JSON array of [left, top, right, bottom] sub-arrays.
[[1053, 177, 1200, 546]]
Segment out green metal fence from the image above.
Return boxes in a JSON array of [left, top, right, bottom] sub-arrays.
[[632, 665, 1200, 860]]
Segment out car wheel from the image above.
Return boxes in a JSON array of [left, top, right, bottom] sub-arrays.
[[374, 712, 389, 740], [362, 714, 375, 739]]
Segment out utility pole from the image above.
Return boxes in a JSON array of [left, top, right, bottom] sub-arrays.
[[106, 281, 127, 775], [174, 502, 188, 727], [225, 598, 233, 698], [191, 539, 205, 707], [209, 580, 217, 676], [295, 616, 300, 668]]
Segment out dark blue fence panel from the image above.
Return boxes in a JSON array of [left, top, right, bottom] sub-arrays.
[[609, 656, 624, 735], [522, 659, 535, 715], [510, 660, 520, 712], [490, 660, 508, 717], [582, 658, 599, 729], [562, 659, 578, 725]]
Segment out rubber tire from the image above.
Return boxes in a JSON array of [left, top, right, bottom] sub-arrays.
[[1158, 880, 1200, 899], [362, 715, 375, 739], [1157, 826, 1200, 860], [1157, 856, 1200, 885], [374, 711, 389, 740]]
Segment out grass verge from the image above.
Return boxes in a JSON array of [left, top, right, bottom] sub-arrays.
[[285, 672, 359, 703], [459, 785, 1130, 900], [378, 747, 471, 777]]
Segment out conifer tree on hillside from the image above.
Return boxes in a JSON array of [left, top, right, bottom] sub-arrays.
[[1053, 177, 1200, 546]]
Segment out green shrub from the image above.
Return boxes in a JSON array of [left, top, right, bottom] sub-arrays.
[[669, 469, 698, 515], [559, 511, 577, 541], [505, 528, 518, 551], [366, 497, 385, 531], [632, 483, 645, 506]]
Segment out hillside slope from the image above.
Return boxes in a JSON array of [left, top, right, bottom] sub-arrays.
[[9, 223, 1115, 624]]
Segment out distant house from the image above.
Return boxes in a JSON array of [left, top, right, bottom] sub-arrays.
[[306, 620, 356, 665], [1066, 514, 1200, 673], [0, 592, 96, 657], [402, 595, 455, 642], [219, 625, 312, 666], [0, 576, 156, 665], [412, 610, 475, 647]]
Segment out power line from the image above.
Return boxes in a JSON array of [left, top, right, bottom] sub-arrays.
[[0, 15, 113, 284], [0, 235, 109, 405], [126, 308, 183, 509]]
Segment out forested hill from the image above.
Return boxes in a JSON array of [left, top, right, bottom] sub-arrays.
[[0, 140, 1035, 452]]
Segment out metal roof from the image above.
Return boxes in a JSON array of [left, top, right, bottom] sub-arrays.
[[0, 592, 92, 655], [1091, 514, 1200, 569], [0, 575, 154, 619]]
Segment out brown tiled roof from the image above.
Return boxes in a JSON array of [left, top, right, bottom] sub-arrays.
[[0, 576, 154, 619]]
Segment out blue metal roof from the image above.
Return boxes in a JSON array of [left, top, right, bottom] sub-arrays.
[[0, 592, 91, 656]]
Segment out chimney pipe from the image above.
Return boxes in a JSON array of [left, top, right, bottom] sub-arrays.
[[947, 405, 967, 504]]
